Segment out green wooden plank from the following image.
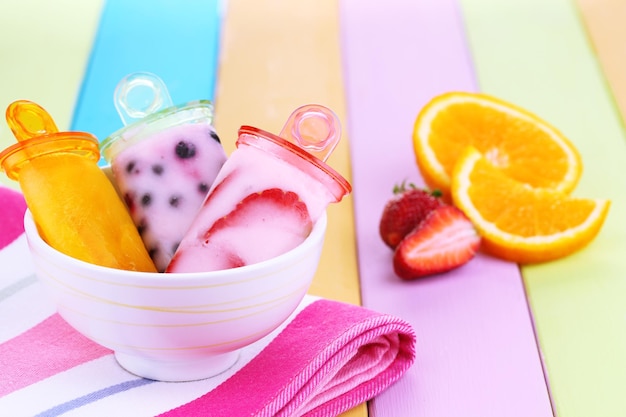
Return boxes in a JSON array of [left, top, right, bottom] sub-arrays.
[[459, 0, 626, 415], [0, 0, 103, 189]]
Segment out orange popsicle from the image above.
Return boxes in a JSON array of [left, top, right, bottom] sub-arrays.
[[0, 100, 156, 272]]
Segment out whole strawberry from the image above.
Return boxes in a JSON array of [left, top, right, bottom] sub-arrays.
[[379, 181, 443, 249], [393, 205, 481, 279]]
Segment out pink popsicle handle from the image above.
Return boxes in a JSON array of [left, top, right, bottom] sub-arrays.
[[279, 104, 341, 162]]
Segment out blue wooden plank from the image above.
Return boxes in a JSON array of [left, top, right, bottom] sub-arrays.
[[71, 0, 223, 145]]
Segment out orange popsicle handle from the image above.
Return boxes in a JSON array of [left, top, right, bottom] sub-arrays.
[[6, 100, 59, 141]]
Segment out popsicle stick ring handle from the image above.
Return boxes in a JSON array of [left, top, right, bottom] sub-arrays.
[[114, 72, 174, 126], [279, 104, 341, 162], [6, 100, 59, 142]]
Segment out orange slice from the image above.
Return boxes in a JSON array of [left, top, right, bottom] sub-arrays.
[[451, 147, 610, 264], [413, 92, 582, 199]]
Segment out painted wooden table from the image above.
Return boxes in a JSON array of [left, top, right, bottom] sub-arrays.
[[1, 0, 626, 416]]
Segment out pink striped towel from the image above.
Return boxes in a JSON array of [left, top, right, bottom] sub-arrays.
[[0, 186, 416, 417], [0, 186, 27, 248]]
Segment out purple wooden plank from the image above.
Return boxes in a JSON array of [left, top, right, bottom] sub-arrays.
[[339, 0, 553, 415]]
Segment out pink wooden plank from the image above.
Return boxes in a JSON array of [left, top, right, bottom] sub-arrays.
[[339, 0, 553, 415]]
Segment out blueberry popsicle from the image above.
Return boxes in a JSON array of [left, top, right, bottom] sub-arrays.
[[0, 100, 157, 272], [166, 104, 352, 273], [101, 72, 227, 271]]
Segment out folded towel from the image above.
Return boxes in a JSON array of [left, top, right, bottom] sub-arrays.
[[0, 187, 416, 417], [160, 298, 415, 417]]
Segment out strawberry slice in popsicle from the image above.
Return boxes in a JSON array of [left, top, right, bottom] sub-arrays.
[[167, 188, 312, 272]]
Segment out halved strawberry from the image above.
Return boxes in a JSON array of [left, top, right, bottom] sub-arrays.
[[379, 182, 443, 249], [393, 205, 481, 279]]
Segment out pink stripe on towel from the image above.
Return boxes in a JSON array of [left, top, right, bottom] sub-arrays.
[[0, 314, 111, 397], [160, 299, 416, 417], [0, 187, 27, 249]]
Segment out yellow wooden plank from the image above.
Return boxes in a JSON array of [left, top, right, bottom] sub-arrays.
[[214, 1, 363, 415], [0, 0, 103, 189], [214, 0, 360, 304]]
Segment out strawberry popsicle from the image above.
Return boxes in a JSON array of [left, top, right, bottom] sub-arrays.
[[166, 104, 352, 273], [101, 72, 227, 271], [0, 100, 156, 272]]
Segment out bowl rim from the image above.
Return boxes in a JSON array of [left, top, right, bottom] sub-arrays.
[[23, 209, 327, 285]]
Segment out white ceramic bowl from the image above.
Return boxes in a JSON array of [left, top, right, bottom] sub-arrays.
[[23, 210, 327, 382]]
